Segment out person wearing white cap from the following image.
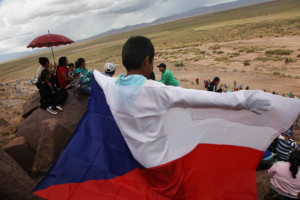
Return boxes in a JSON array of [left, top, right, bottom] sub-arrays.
[[103, 62, 116, 77]]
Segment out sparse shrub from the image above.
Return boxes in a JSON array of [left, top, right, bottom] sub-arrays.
[[209, 44, 221, 50], [273, 72, 281, 76], [246, 49, 255, 53], [192, 56, 202, 62], [217, 51, 224, 54], [215, 57, 230, 62], [174, 61, 184, 67], [243, 60, 251, 66], [287, 57, 294, 62], [231, 53, 240, 57], [297, 54, 300, 58], [254, 57, 269, 62], [265, 49, 293, 55]]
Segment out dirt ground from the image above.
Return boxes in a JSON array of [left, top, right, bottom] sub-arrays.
[[151, 36, 300, 96]]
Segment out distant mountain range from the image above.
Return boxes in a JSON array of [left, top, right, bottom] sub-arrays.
[[1, 0, 274, 63], [88, 0, 274, 40]]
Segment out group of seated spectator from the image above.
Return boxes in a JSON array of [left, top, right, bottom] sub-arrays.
[[36, 56, 116, 115]]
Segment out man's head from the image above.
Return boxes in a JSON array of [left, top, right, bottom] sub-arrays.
[[104, 62, 116, 77], [39, 57, 49, 67], [157, 63, 166, 73], [212, 77, 220, 86], [122, 36, 154, 77]]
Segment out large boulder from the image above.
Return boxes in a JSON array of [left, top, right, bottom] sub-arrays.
[[0, 148, 43, 200], [22, 91, 40, 119], [32, 119, 73, 176], [3, 136, 35, 176], [16, 90, 88, 151], [0, 136, 12, 148]]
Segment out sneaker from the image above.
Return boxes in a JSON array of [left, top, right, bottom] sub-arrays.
[[47, 106, 58, 115], [56, 105, 63, 111]]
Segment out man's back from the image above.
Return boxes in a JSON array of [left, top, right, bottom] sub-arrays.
[[160, 69, 179, 86]]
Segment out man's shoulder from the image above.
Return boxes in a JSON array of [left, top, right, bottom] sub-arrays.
[[143, 80, 166, 87]]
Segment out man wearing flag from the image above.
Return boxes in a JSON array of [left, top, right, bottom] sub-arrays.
[[34, 36, 300, 200]]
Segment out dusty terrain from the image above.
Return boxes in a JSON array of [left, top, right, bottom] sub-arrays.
[[1, 35, 300, 137]]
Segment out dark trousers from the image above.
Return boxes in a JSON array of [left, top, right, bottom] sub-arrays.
[[41, 90, 68, 109]]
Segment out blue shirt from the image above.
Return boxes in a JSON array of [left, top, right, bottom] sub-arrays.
[[115, 74, 146, 87]]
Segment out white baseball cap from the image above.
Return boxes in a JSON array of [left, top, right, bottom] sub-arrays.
[[104, 62, 116, 73]]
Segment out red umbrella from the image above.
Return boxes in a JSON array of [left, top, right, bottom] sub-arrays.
[[27, 30, 74, 62]]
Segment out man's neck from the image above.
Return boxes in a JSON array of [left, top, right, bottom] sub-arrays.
[[125, 70, 147, 78]]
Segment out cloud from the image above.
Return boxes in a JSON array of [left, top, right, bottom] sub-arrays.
[[0, 0, 236, 57]]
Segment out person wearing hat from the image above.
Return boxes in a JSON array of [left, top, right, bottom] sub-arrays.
[[103, 62, 116, 77], [276, 126, 299, 161], [157, 63, 179, 86]]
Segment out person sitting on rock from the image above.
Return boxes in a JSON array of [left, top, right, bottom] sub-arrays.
[[264, 150, 300, 200], [35, 69, 68, 115], [37, 57, 59, 88], [276, 126, 299, 161], [37, 57, 57, 77], [74, 58, 93, 95], [56, 56, 73, 89]]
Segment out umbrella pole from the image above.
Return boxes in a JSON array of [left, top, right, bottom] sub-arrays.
[[50, 45, 55, 63]]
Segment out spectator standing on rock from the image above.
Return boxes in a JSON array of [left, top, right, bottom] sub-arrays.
[[233, 80, 237, 89], [35, 69, 68, 115], [207, 77, 223, 93], [157, 63, 179, 86]]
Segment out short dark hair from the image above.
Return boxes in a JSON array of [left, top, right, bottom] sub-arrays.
[[157, 63, 166, 68], [39, 57, 49, 66], [58, 56, 67, 66], [122, 36, 154, 71], [68, 63, 75, 68], [36, 69, 50, 88], [213, 77, 220, 83], [75, 58, 85, 68]]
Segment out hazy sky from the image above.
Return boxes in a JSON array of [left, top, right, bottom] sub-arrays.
[[0, 0, 236, 56]]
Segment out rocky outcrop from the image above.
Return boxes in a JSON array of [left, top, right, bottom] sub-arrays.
[[22, 91, 40, 119], [16, 90, 88, 151], [0, 148, 43, 200], [32, 119, 73, 176], [3, 136, 35, 175], [0, 89, 89, 199]]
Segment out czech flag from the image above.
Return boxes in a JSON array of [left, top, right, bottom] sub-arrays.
[[33, 70, 300, 200]]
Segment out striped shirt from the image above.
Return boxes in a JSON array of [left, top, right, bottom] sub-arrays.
[[276, 137, 298, 160]]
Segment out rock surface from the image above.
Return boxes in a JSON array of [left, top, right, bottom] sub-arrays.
[[0, 148, 43, 200], [32, 119, 73, 176], [3, 136, 35, 175], [16, 90, 88, 151], [0, 89, 89, 199]]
